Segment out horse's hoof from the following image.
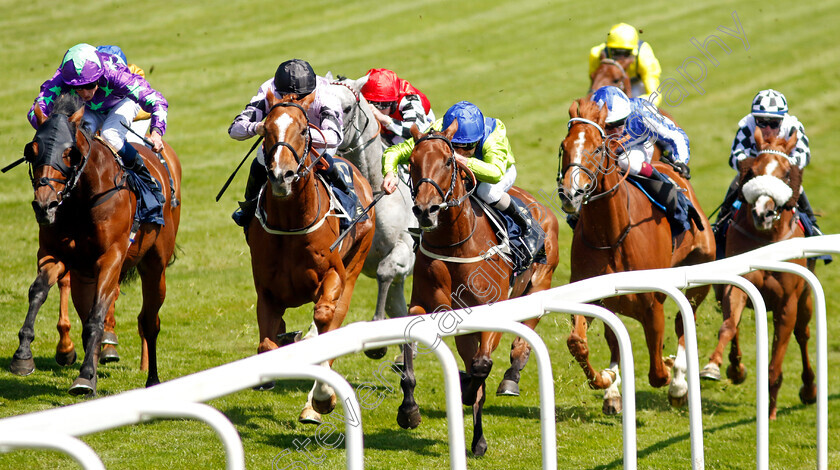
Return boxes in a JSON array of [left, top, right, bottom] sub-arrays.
[[55, 348, 77, 367], [364, 346, 387, 360], [253, 381, 275, 391], [727, 363, 748, 385], [699, 363, 721, 381], [9, 357, 35, 376], [496, 379, 520, 397], [68, 377, 96, 397], [800, 385, 817, 405], [397, 403, 421, 429], [298, 405, 322, 425], [276, 331, 302, 347], [602, 397, 622, 415], [472, 436, 488, 457], [102, 331, 119, 346], [99, 345, 120, 364], [668, 392, 689, 408], [312, 394, 337, 415]]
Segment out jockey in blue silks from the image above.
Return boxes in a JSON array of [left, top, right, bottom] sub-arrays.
[[589, 86, 701, 236]]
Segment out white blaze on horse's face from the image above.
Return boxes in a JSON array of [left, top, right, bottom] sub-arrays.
[[271, 113, 295, 179], [570, 131, 587, 191]]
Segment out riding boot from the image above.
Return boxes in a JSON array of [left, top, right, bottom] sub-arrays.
[[232, 158, 266, 227], [501, 202, 545, 270], [323, 163, 363, 218], [121, 141, 165, 206], [797, 191, 823, 236]]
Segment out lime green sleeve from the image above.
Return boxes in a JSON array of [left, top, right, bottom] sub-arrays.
[[381, 119, 441, 176], [466, 120, 514, 184]]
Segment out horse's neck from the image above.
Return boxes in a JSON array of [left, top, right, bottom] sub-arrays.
[[579, 172, 631, 241], [264, 175, 325, 227], [79, 145, 122, 199]]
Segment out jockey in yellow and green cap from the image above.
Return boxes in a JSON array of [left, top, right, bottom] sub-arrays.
[[589, 23, 663, 106]]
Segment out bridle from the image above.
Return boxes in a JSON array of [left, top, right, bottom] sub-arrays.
[[410, 133, 476, 211], [559, 117, 630, 206], [263, 102, 325, 180], [330, 80, 380, 156], [29, 114, 93, 207], [740, 148, 798, 223]]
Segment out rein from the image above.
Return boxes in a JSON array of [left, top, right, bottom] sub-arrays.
[[410, 133, 476, 211], [330, 80, 381, 155], [255, 175, 335, 235]]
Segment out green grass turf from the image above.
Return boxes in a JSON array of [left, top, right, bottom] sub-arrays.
[[1, 0, 840, 468]]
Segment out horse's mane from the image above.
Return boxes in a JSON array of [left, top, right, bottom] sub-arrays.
[[52, 93, 84, 117]]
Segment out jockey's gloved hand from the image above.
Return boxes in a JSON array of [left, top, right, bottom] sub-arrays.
[[674, 161, 691, 179]]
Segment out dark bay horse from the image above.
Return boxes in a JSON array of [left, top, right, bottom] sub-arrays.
[[700, 128, 815, 419], [558, 98, 715, 414], [10, 94, 182, 396], [247, 91, 375, 424], [397, 123, 560, 456]]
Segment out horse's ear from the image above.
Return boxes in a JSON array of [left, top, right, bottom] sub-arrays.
[[784, 128, 798, 155], [568, 100, 579, 119], [74, 124, 89, 157], [753, 126, 765, 149], [597, 101, 608, 126], [737, 157, 753, 184], [787, 165, 802, 207], [443, 119, 458, 141], [325, 71, 333, 81], [299, 92, 315, 110], [409, 124, 424, 141], [33, 105, 48, 127], [68, 104, 85, 125], [355, 74, 370, 93], [23, 141, 37, 163], [266, 89, 279, 108]]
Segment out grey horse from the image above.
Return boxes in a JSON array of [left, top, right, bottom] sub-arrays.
[[327, 74, 416, 360]]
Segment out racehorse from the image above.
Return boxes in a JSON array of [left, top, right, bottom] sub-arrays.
[[10, 93, 182, 396], [397, 123, 560, 456], [700, 128, 815, 419], [246, 90, 375, 424], [557, 98, 715, 414], [328, 75, 416, 360]]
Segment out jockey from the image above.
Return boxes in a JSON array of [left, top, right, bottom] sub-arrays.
[[381, 101, 542, 263], [589, 86, 700, 235], [714, 89, 821, 242], [228, 59, 348, 227], [360, 68, 435, 146], [95, 45, 153, 144], [28, 43, 167, 224], [589, 23, 663, 106]]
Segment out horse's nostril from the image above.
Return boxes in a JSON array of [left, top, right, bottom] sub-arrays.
[[284, 170, 295, 181], [48, 200, 59, 210], [428, 205, 440, 214], [411, 206, 422, 217]]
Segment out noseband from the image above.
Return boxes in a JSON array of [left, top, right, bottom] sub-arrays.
[[410, 133, 475, 210], [263, 102, 323, 180]]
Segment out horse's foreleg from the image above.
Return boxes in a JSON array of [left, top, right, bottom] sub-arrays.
[[641, 300, 671, 388], [711, 286, 749, 384], [795, 290, 816, 406], [100, 289, 120, 364], [306, 269, 343, 417], [11, 259, 65, 376], [55, 272, 77, 367], [71, 254, 122, 396], [497, 317, 538, 397], [567, 314, 613, 389], [397, 306, 425, 430], [471, 380, 488, 457], [768, 296, 798, 420], [602, 326, 623, 415]]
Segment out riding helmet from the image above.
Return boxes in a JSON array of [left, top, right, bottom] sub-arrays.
[[606, 23, 639, 54], [59, 43, 105, 87], [361, 68, 400, 103], [443, 101, 485, 144], [591, 86, 632, 123], [751, 89, 788, 118], [274, 59, 317, 96], [96, 45, 128, 66]]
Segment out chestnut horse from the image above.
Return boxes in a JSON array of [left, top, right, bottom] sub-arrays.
[[10, 94, 181, 396], [557, 98, 715, 414], [700, 128, 816, 419], [397, 123, 559, 456], [588, 58, 633, 97], [247, 91, 375, 424]]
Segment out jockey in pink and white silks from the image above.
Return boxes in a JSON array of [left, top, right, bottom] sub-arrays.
[[228, 59, 347, 227], [713, 89, 822, 251], [28, 43, 168, 224], [587, 86, 700, 235]]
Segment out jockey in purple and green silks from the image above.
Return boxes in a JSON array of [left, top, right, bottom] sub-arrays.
[[27, 43, 168, 223]]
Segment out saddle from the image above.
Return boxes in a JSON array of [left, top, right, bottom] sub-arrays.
[[474, 195, 547, 275], [325, 160, 366, 232], [628, 172, 703, 238]]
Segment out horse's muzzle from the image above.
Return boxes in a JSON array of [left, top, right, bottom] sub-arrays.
[[267, 168, 296, 198], [32, 199, 58, 226], [412, 203, 440, 230]]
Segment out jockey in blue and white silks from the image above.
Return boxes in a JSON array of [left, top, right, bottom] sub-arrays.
[[590, 86, 700, 236]]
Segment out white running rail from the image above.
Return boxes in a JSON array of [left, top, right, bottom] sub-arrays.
[[0, 235, 836, 470]]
